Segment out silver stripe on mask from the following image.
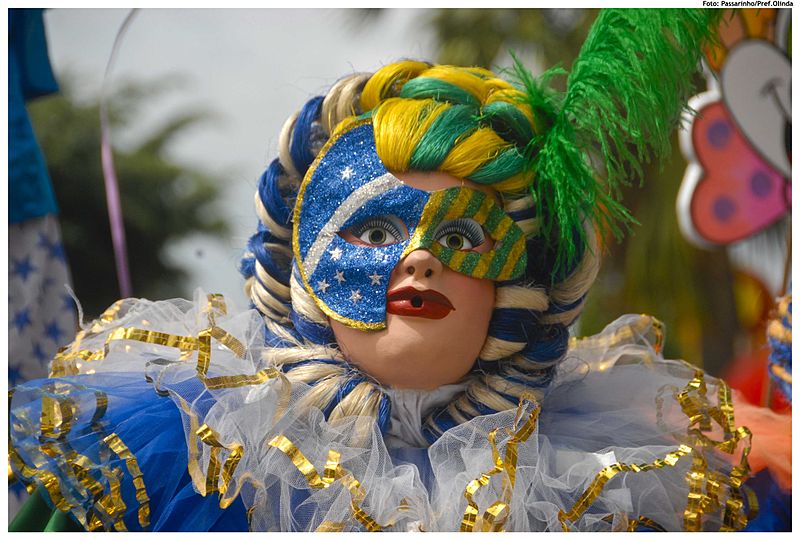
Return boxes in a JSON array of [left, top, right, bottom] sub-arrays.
[[302, 173, 405, 277]]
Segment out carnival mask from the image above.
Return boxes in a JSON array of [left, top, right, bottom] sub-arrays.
[[293, 120, 527, 330]]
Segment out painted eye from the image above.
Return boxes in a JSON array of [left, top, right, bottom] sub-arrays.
[[347, 216, 407, 247], [434, 218, 486, 251]]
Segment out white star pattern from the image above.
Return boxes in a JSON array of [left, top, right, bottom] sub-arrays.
[[341, 166, 355, 180], [330, 247, 343, 261], [334, 270, 346, 284], [316, 279, 330, 293], [349, 289, 363, 304], [368, 272, 383, 286]]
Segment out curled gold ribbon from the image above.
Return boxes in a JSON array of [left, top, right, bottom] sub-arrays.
[[568, 315, 664, 355], [557, 444, 693, 531], [174, 395, 267, 514], [40, 393, 76, 440], [626, 515, 667, 532], [15, 294, 293, 530], [48, 292, 291, 505], [196, 423, 244, 502], [9, 385, 145, 531], [557, 366, 755, 532], [267, 434, 388, 532], [460, 395, 541, 532], [104, 433, 151, 528]]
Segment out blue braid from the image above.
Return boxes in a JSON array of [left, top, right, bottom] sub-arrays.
[[422, 410, 458, 443], [518, 324, 569, 362], [524, 225, 586, 286], [248, 230, 291, 285], [258, 159, 292, 226], [486, 308, 538, 343], [289, 309, 336, 345], [376, 393, 392, 432], [334, 375, 363, 405], [239, 255, 256, 282], [501, 370, 554, 389], [290, 96, 325, 175], [506, 203, 538, 223]]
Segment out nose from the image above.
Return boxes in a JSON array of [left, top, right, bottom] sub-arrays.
[[399, 249, 443, 279]]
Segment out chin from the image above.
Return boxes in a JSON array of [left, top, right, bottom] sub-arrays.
[[330, 313, 482, 388]]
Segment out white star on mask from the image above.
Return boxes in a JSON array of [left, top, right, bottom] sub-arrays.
[[341, 166, 355, 180], [330, 247, 343, 261], [334, 270, 346, 284], [317, 279, 330, 293], [349, 289, 362, 304], [368, 272, 383, 285]]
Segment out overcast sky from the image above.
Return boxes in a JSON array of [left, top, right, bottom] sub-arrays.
[[42, 8, 437, 306]]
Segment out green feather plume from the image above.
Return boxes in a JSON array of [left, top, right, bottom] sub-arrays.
[[513, 9, 722, 276]]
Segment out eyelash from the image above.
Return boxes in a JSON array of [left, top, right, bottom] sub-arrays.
[[349, 216, 406, 244], [434, 218, 485, 248]]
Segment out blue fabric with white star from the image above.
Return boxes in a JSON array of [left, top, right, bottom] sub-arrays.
[[295, 123, 430, 327], [8, 214, 76, 519], [9, 215, 76, 388]]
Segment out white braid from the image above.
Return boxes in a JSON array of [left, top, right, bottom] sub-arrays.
[[277, 111, 301, 179]]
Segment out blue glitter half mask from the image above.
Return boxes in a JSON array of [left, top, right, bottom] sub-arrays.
[[293, 119, 526, 330]]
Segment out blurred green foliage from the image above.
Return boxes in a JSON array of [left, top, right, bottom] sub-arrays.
[[28, 76, 229, 318]]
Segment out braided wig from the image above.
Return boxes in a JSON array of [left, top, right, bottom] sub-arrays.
[[239, 8, 719, 444], [239, 61, 597, 442]]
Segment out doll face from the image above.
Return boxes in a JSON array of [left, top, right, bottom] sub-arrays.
[[292, 120, 527, 389], [330, 171, 496, 389]]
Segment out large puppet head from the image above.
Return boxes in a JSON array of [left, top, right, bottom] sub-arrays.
[[240, 10, 720, 441]]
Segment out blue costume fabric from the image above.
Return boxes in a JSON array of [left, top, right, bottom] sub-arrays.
[[8, 8, 60, 225], [7, 294, 791, 532]]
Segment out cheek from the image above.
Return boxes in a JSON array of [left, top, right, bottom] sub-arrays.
[[446, 270, 495, 316]]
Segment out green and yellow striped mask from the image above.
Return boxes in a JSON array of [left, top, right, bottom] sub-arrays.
[[403, 186, 526, 281]]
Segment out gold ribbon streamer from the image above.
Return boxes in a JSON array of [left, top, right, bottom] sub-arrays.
[[626, 515, 667, 532], [460, 395, 541, 532], [35, 390, 119, 530], [316, 521, 347, 532], [557, 445, 693, 531], [196, 424, 244, 500], [15, 294, 295, 530], [568, 315, 664, 355], [47, 292, 291, 509], [557, 366, 755, 532], [267, 434, 389, 532], [51, 294, 250, 391], [8, 386, 142, 531], [51, 299, 133, 377], [40, 393, 76, 440], [174, 395, 267, 513], [104, 433, 151, 528]]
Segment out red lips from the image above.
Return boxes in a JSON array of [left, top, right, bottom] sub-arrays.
[[386, 286, 454, 319]]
